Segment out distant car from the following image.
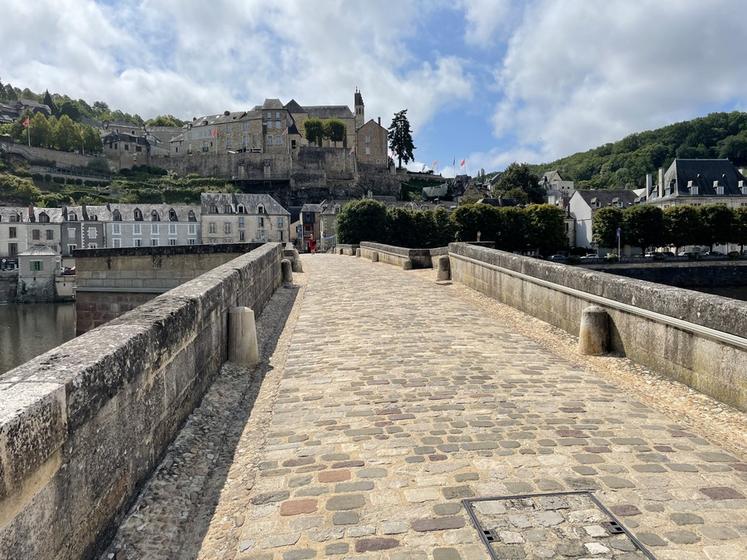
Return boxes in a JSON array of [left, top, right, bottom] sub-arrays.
[[703, 250, 725, 257], [579, 254, 598, 260], [548, 254, 568, 262], [645, 251, 667, 260]]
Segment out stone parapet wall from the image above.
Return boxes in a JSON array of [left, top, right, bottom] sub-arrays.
[[448, 242, 747, 411], [336, 244, 359, 256], [360, 242, 444, 269], [0, 242, 283, 560]]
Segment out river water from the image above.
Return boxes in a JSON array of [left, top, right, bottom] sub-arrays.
[[0, 303, 76, 375]]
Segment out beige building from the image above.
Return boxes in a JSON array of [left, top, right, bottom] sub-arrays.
[[355, 118, 388, 167], [0, 206, 28, 259], [200, 193, 290, 244]]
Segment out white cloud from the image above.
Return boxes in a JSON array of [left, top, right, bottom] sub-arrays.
[[488, 0, 747, 167], [461, 0, 515, 46], [0, 0, 472, 134]]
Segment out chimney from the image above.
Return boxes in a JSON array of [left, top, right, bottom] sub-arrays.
[[645, 173, 652, 200], [378, 116, 381, 126], [658, 168, 664, 198]]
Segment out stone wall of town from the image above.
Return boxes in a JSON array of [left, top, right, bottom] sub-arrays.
[[74, 243, 262, 333], [448, 242, 747, 411], [0, 141, 101, 169], [0, 270, 17, 303], [0, 242, 283, 560]]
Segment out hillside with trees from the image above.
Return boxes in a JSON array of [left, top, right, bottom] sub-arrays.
[[527, 112, 747, 190]]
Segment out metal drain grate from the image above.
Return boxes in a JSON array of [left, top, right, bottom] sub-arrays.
[[462, 491, 656, 559]]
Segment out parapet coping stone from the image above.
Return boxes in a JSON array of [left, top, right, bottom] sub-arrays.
[[448, 242, 747, 341], [73, 242, 264, 259]]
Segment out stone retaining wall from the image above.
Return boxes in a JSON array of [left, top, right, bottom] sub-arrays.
[[0, 272, 18, 303], [583, 260, 747, 288], [448, 242, 747, 411], [360, 242, 445, 269], [0, 243, 283, 560]]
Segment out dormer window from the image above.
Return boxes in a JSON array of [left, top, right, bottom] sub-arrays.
[[257, 204, 266, 214], [713, 181, 724, 195], [150, 210, 160, 221], [169, 209, 178, 221], [188, 210, 196, 222], [134, 208, 143, 221], [113, 209, 122, 221], [740, 180, 747, 196], [237, 204, 246, 214], [38, 212, 50, 223], [688, 180, 698, 195], [210, 205, 219, 214], [68, 212, 77, 221], [224, 205, 232, 214]]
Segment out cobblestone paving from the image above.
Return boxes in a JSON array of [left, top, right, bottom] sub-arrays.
[[221, 255, 747, 560]]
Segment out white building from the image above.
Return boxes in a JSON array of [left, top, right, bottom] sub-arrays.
[[568, 189, 638, 249], [200, 193, 290, 244], [106, 204, 200, 248]]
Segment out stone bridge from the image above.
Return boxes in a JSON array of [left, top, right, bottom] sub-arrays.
[[1, 244, 746, 559]]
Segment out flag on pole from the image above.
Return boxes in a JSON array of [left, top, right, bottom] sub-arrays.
[[210, 127, 218, 138], [460, 159, 466, 168], [22, 116, 30, 128]]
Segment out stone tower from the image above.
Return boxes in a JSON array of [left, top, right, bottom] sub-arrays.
[[354, 88, 364, 130]]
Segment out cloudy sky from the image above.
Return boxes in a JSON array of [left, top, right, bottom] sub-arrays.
[[2, 0, 746, 176]]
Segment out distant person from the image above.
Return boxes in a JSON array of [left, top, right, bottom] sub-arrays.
[[309, 239, 317, 254]]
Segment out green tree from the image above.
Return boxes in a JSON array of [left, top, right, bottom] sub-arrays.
[[592, 206, 623, 248], [42, 90, 57, 115], [450, 204, 502, 242], [304, 118, 325, 147], [493, 163, 545, 203], [663, 205, 700, 252], [5, 84, 18, 100], [57, 100, 82, 121], [336, 199, 388, 244], [388, 109, 415, 168], [622, 205, 664, 252], [525, 204, 566, 255], [53, 114, 82, 151], [324, 119, 347, 146], [29, 112, 52, 147], [146, 114, 185, 127], [731, 206, 747, 253], [431, 207, 455, 247], [718, 132, 747, 166], [497, 207, 528, 252], [0, 174, 41, 204], [386, 207, 415, 246], [81, 124, 102, 154], [697, 205, 733, 250]]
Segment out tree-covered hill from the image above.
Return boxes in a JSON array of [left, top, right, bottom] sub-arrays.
[[527, 112, 747, 190]]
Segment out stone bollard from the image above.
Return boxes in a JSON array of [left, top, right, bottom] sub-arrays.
[[356, 248, 361, 257], [281, 258, 293, 284], [578, 305, 610, 355], [371, 251, 379, 262], [402, 258, 413, 270], [228, 307, 259, 366], [436, 255, 451, 281], [291, 253, 303, 273]]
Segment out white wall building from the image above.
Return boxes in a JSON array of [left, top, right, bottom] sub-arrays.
[[200, 193, 290, 244]]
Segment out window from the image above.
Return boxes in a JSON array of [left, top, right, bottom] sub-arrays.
[[257, 204, 265, 214], [715, 186, 724, 195], [30, 260, 42, 272], [188, 224, 196, 235], [134, 208, 143, 221], [32, 229, 40, 240], [277, 217, 284, 228], [259, 217, 264, 228], [9, 227, 16, 239], [275, 135, 283, 145], [113, 209, 122, 221], [224, 205, 232, 214], [134, 238, 142, 247], [169, 239, 176, 246], [365, 147, 371, 155], [87, 243, 97, 249], [8, 243, 17, 256], [135, 145, 142, 152], [151, 210, 160, 221], [188, 210, 196, 222], [87, 227, 97, 239], [188, 238, 196, 245], [208, 222, 216, 234], [169, 224, 177, 235], [67, 243, 77, 253], [169, 209, 178, 221], [238, 216, 245, 229], [224, 222, 232, 234], [112, 223, 121, 235], [266, 135, 272, 145], [280, 231, 284, 241], [151, 224, 159, 235], [124, 144, 129, 151], [113, 238, 121, 248], [133, 224, 141, 235], [38, 212, 50, 223], [151, 239, 158, 246], [239, 230, 245, 241], [365, 135, 371, 143], [46, 229, 53, 240], [237, 204, 245, 214]]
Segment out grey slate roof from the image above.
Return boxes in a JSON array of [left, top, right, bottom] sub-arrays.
[[19, 244, 58, 256], [190, 110, 259, 128], [574, 189, 638, 208], [262, 99, 284, 110], [284, 99, 305, 114], [200, 193, 289, 216], [0, 207, 28, 222], [107, 204, 200, 221], [657, 158, 747, 198]]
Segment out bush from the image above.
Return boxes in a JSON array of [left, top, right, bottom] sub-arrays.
[[0, 173, 42, 204]]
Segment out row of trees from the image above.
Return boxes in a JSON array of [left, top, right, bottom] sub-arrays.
[[3, 113, 101, 154], [336, 200, 568, 255], [593, 204, 747, 252], [303, 118, 347, 146]]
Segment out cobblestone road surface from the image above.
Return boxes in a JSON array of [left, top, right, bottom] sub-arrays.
[[108, 254, 747, 560]]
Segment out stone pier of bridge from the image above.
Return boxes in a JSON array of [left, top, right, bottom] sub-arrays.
[[104, 254, 747, 560]]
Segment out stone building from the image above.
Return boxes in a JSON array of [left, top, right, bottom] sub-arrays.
[[643, 158, 747, 208], [355, 118, 388, 167], [539, 169, 576, 207], [200, 193, 289, 244], [16, 245, 59, 302], [106, 204, 201, 248], [27, 207, 63, 255], [61, 205, 110, 256], [300, 203, 323, 251], [102, 131, 150, 169]]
